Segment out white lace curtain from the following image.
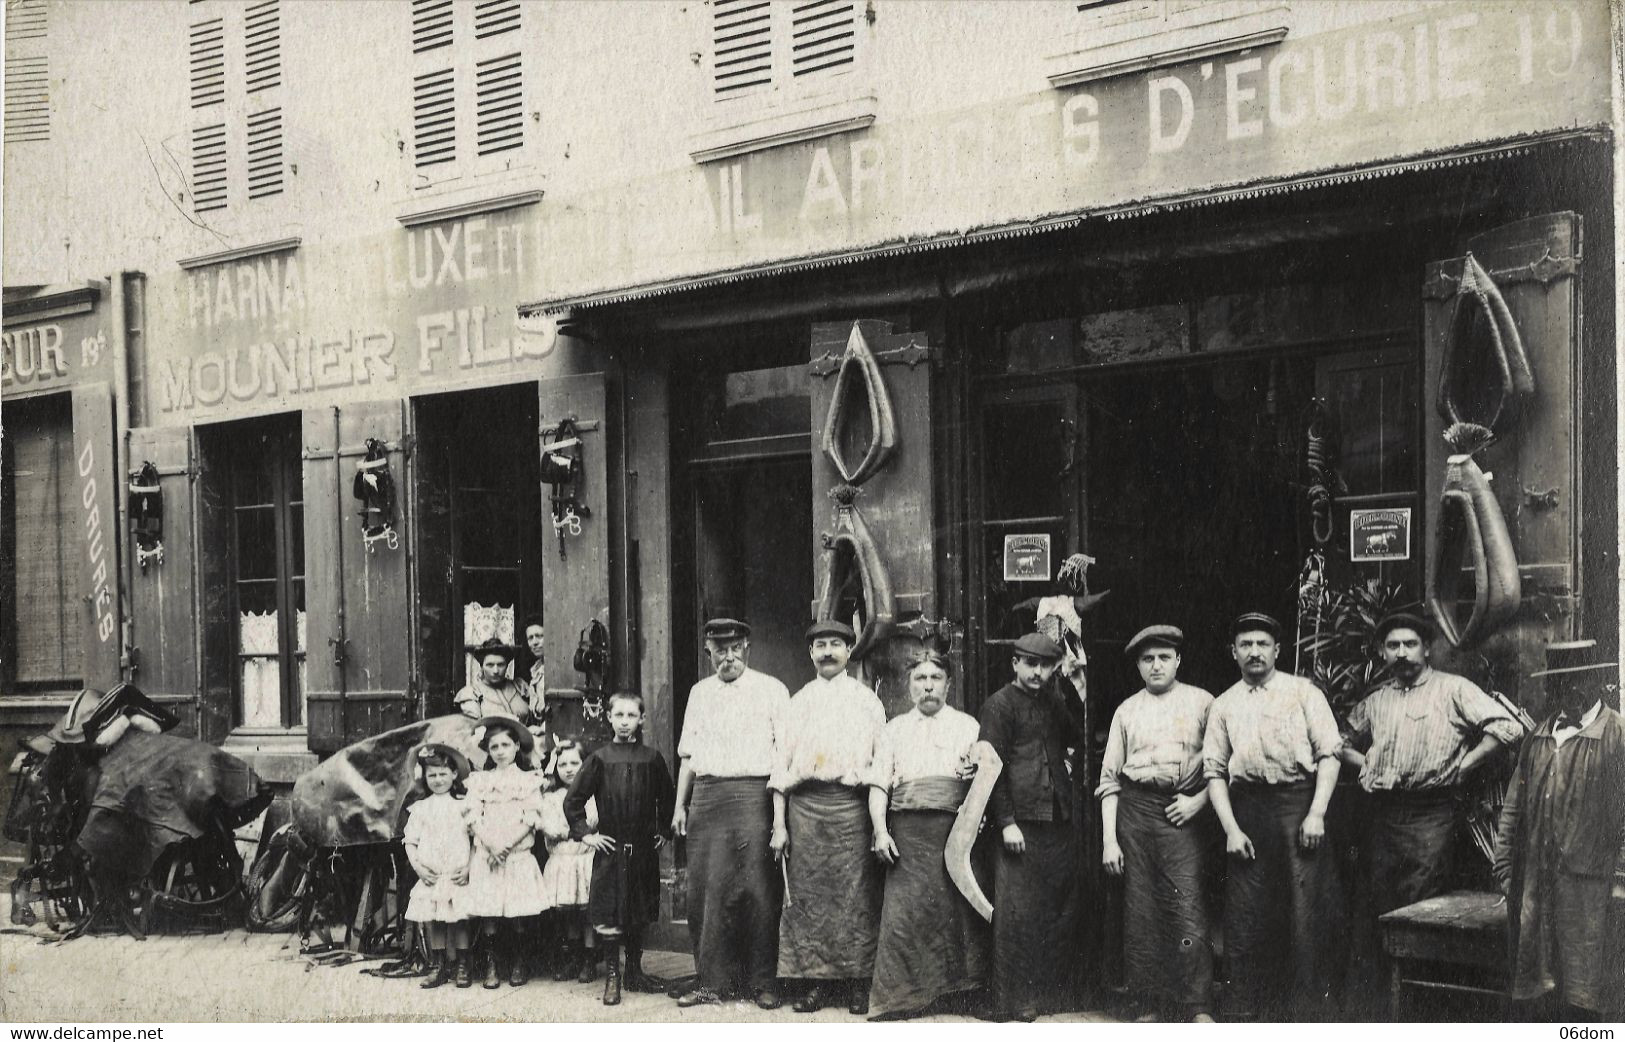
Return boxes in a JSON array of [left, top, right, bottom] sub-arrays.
[[463, 601, 516, 681], [239, 609, 307, 728]]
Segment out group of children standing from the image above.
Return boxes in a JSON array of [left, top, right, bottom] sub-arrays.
[[399, 692, 675, 1004]]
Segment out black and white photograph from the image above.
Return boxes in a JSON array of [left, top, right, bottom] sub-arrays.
[[1, 0, 1621, 1029]]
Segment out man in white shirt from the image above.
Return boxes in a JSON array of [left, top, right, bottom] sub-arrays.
[[670, 618, 790, 1010], [771, 619, 888, 1015]]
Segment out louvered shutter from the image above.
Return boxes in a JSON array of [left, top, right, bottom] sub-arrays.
[[304, 401, 414, 753], [246, 107, 284, 199], [712, 0, 773, 96], [4, 0, 49, 144], [789, 0, 856, 80], [413, 0, 454, 52], [475, 51, 523, 156], [473, 0, 521, 38], [710, 0, 858, 99], [126, 426, 202, 735], [411, 0, 526, 174], [189, 16, 226, 108], [244, 0, 281, 93], [192, 122, 228, 213], [413, 68, 457, 168]]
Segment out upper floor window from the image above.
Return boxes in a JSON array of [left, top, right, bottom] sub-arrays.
[[189, 0, 286, 215], [1048, 0, 1291, 88], [692, 0, 875, 164], [4, 0, 50, 144], [409, 0, 530, 185]]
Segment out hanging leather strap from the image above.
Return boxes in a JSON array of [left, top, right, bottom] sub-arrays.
[[1437, 252, 1536, 438], [1425, 454, 1521, 648], [814, 505, 896, 660]]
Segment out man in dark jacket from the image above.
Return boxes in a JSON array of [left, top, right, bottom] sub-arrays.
[[1493, 640, 1625, 1021], [978, 631, 1086, 1022]]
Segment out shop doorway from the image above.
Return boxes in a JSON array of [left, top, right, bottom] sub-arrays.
[[972, 343, 1420, 705], [413, 383, 543, 712]]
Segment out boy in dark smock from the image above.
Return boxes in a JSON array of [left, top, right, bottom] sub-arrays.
[[565, 692, 675, 1006], [978, 631, 1086, 1022]]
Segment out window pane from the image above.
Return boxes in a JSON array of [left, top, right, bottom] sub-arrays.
[[1325, 359, 1417, 497], [289, 503, 304, 576], [981, 398, 1068, 521], [239, 655, 282, 728], [232, 434, 279, 506], [235, 507, 278, 580], [700, 364, 811, 441]]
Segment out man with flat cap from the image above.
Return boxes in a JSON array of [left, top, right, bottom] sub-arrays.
[[978, 631, 1088, 1021], [670, 618, 791, 1009], [1202, 612, 1344, 1020], [770, 619, 888, 1015], [1340, 612, 1523, 995], [1097, 625, 1217, 1023], [1494, 640, 1625, 1020]]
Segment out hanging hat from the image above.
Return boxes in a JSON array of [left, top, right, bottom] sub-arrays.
[[1374, 612, 1436, 644], [703, 618, 752, 641], [1125, 625, 1183, 658], [805, 619, 856, 644], [1529, 640, 1618, 678], [415, 743, 471, 782], [1012, 632, 1064, 662], [467, 636, 517, 662], [1230, 612, 1282, 641], [474, 715, 535, 753]]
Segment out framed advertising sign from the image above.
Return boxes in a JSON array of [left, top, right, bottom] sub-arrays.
[[1003, 534, 1051, 582], [1350, 507, 1411, 562]]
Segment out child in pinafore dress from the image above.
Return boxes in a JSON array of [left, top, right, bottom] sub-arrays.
[[564, 692, 675, 1006], [464, 715, 547, 990], [539, 739, 600, 983], [402, 744, 474, 989]]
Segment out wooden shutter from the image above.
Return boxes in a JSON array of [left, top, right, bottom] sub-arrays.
[[473, 0, 521, 39], [712, 0, 773, 96], [192, 122, 228, 213], [1422, 213, 1581, 706], [303, 401, 413, 754], [4, 0, 49, 144], [243, 0, 281, 93], [246, 107, 283, 199], [126, 426, 202, 736], [413, 67, 457, 168], [189, 15, 226, 108], [789, 0, 856, 80], [474, 51, 523, 156], [413, 0, 455, 53], [537, 374, 615, 708]]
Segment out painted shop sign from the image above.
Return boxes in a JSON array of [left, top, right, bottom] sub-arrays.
[[533, 3, 1608, 306], [147, 207, 561, 420], [1350, 507, 1412, 563], [1, 311, 114, 397], [72, 382, 123, 688]]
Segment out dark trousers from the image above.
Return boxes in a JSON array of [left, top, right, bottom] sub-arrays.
[[1349, 788, 1457, 1003], [1224, 781, 1343, 1020]]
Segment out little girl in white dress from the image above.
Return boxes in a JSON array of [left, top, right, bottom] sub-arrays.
[[463, 716, 546, 989], [402, 744, 474, 989], [539, 740, 598, 981]]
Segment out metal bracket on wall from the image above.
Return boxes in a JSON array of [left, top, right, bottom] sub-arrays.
[[809, 337, 938, 377], [892, 615, 960, 644], [1423, 249, 1579, 300], [541, 417, 600, 440]]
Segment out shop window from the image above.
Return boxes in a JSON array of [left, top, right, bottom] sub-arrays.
[[225, 417, 306, 730], [188, 0, 286, 215], [690, 0, 876, 164], [0, 394, 81, 692], [4, 0, 50, 144], [408, 0, 531, 186]]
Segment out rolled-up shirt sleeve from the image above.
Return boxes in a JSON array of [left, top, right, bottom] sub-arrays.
[[1201, 701, 1233, 781], [1302, 683, 1343, 762], [1094, 708, 1128, 800], [1453, 679, 1524, 746]]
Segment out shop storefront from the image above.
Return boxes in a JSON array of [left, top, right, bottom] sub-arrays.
[[0, 277, 132, 836], [520, 3, 1617, 946]]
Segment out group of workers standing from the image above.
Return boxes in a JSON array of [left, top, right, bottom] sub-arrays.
[[669, 609, 1623, 1022]]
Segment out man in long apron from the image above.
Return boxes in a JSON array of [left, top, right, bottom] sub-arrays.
[[1203, 612, 1344, 1021], [670, 618, 791, 1010], [1097, 625, 1217, 1022], [1340, 612, 1523, 998], [770, 620, 888, 1016], [978, 631, 1086, 1022]]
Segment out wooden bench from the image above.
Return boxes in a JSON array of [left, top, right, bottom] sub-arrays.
[[1378, 889, 1508, 1020]]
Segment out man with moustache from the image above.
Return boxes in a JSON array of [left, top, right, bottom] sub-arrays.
[[978, 631, 1087, 1022], [1340, 612, 1523, 994], [1202, 612, 1344, 1021], [670, 618, 791, 1010], [1494, 640, 1625, 1021], [770, 620, 888, 1016], [1097, 625, 1217, 1023]]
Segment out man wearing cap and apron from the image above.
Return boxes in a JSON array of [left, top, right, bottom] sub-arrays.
[[670, 618, 792, 1011], [1339, 612, 1523, 997], [1494, 640, 1625, 1020], [770, 619, 888, 1016], [1202, 612, 1344, 1021], [978, 631, 1087, 1022], [1097, 625, 1217, 1023]]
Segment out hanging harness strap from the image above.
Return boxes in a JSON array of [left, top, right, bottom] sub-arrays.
[[814, 493, 896, 661], [820, 323, 899, 486], [1425, 454, 1521, 648], [1437, 252, 1535, 438]]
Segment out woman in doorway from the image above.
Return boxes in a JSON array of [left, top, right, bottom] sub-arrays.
[[866, 650, 991, 1020], [457, 637, 541, 767], [522, 616, 548, 725]]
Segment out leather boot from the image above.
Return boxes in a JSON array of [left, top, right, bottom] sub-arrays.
[[577, 947, 597, 984], [482, 938, 502, 990], [553, 941, 578, 982], [453, 952, 472, 989], [624, 938, 660, 993], [602, 939, 622, 1006], [420, 952, 452, 990], [508, 931, 529, 987]]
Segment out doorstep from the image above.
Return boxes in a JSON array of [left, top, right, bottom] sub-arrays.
[[222, 733, 319, 783]]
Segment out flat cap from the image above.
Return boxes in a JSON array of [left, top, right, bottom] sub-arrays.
[[1373, 612, 1435, 644], [1012, 632, 1064, 661], [1230, 612, 1282, 641], [806, 619, 856, 644], [1125, 625, 1183, 658], [703, 617, 751, 641]]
